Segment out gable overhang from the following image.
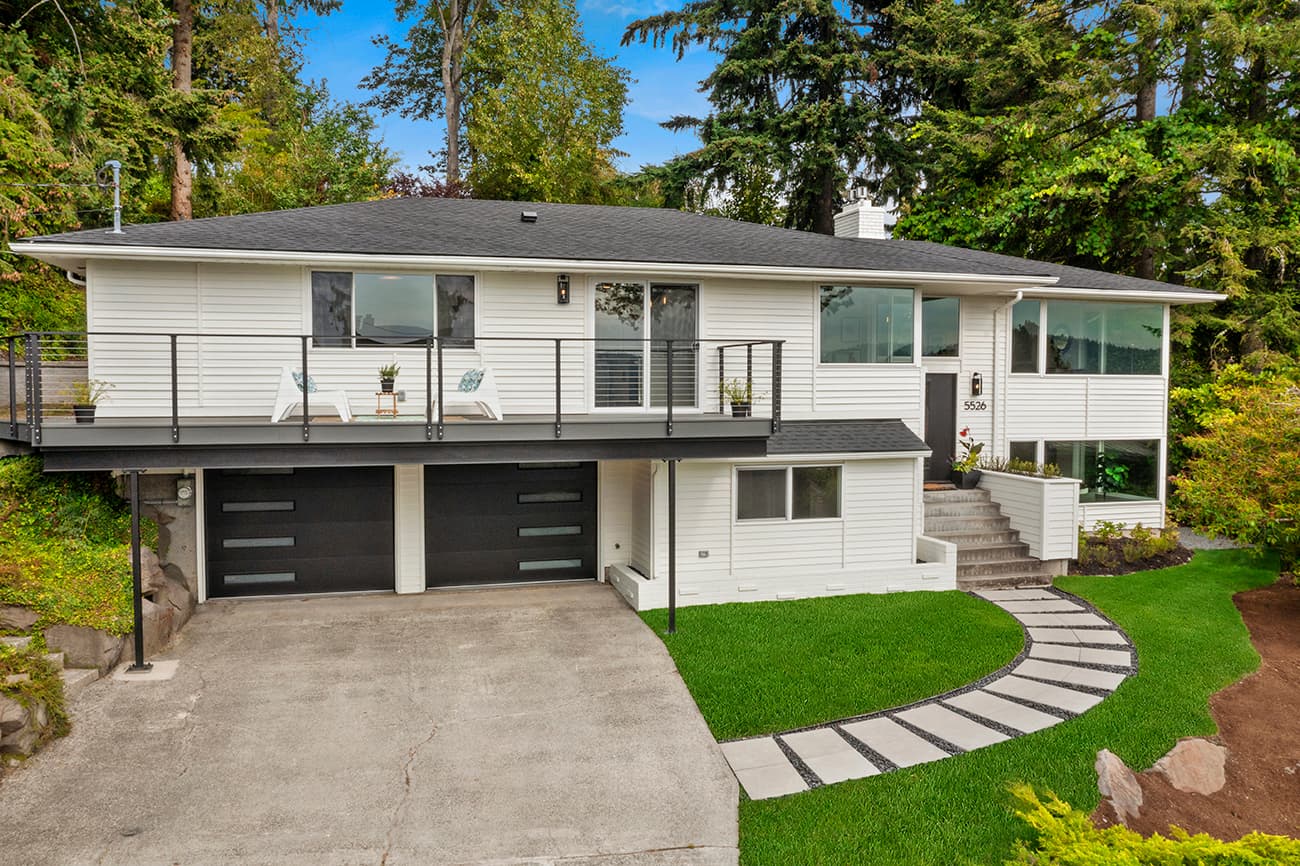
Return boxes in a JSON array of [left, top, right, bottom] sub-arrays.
[[9, 240, 1057, 291]]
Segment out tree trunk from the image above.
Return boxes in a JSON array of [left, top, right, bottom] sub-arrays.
[[813, 167, 837, 235], [441, 0, 463, 187], [1133, 34, 1156, 279], [265, 0, 280, 46], [170, 0, 194, 221]]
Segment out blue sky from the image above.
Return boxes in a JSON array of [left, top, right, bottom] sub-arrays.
[[297, 1, 715, 175]]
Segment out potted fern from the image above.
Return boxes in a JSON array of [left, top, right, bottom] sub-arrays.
[[377, 363, 400, 393]]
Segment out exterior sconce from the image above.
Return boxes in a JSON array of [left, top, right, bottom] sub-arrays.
[[970, 372, 983, 397], [176, 476, 195, 507], [556, 274, 571, 305]]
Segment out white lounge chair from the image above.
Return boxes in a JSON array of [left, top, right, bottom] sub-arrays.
[[271, 367, 353, 423], [441, 368, 504, 420]]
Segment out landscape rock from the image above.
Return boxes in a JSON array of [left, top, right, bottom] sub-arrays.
[[0, 635, 33, 651], [0, 694, 28, 737], [1096, 749, 1143, 825], [42, 624, 126, 675], [140, 546, 169, 596], [1152, 738, 1227, 795], [3, 673, 30, 685], [0, 605, 38, 631]]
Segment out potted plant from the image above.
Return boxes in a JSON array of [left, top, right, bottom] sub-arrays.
[[720, 378, 755, 417], [950, 427, 984, 488], [68, 379, 113, 424], [378, 363, 400, 393]]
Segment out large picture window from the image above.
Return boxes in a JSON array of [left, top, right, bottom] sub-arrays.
[[736, 466, 842, 521], [1043, 439, 1160, 502], [1045, 301, 1162, 375], [310, 271, 475, 348], [1011, 299, 1040, 373], [820, 286, 914, 364]]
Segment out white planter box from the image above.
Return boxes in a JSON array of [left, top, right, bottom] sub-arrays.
[[978, 471, 1081, 561]]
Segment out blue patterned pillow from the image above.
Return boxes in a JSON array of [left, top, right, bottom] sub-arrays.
[[291, 371, 318, 394], [457, 369, 484, 393]]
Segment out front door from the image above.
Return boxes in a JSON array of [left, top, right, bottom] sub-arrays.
[[924, 373, 957, 482]]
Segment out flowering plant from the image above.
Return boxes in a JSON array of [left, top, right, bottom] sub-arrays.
[[951, 427, 984, 472]]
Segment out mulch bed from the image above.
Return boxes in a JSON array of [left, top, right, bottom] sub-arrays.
[[1092, 575, 1300, 840], [1068, 543, 1194, 576]]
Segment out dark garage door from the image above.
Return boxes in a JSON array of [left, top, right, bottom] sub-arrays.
[[205, 467, 394, 597], [425, 462, 597, 588]]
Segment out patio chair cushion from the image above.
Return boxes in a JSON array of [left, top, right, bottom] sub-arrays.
[[291, 371, 318, 394], [457, 369, 484, 393]]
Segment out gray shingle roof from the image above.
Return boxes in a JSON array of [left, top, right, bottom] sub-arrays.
[[23, 197, 1214, 296], [766, 420, 929, 456]]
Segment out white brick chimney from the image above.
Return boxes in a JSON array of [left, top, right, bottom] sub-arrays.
[[834, 194, 891, 239]]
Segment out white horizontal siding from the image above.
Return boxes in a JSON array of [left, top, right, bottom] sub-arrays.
[[1080, 500, 1165, 532], [814, 365, 923, 426], [598, 460, 641, 575], [481, 271, 588, 413]]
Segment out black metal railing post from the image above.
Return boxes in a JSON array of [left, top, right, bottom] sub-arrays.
[[22, 335, 32, 432], [300, 336, 310, 442], [772, 341, 783, 433], [746, 344, 753, 401], [436, 338, 444, 440], [28, 334, 41, 445], [717, 346, 725, 415], [667, 458, 677, 634], [665, 339, 674, 436], [125, 470, 151, 673], [7, 336, 16, 437], [554, 339, 563, 439], [169, 334, 180, 443], [425, 337, 434, 440]]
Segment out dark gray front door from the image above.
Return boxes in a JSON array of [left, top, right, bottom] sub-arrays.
[[424, 462, 597, 588], [205, 467, 394, 597], [924, 373, 958, 481]]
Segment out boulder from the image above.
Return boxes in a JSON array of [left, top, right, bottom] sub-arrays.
[[140, 546, 169, 597], [42, 624, 126, 675], [0, 605, 38, 631], [1152, 738, 1227, 795], [1096, 749, 1143, 825], [0, 695, 28, 737]]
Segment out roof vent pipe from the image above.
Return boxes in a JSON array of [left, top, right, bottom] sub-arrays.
[[100, 160, 123, 234], [520, 210, 538, 223]]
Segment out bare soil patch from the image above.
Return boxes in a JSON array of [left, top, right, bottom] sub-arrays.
[[1093, 576, 1300, 839]]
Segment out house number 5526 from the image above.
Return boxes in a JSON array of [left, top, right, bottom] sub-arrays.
[[963, 400, 988, 411]]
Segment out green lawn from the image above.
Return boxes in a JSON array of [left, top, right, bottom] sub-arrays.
[[724, 550, 1279, 865], [641, 589, 1023, 740]]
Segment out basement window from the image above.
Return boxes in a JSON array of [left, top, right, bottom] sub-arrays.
[[736, 466, 842, 522]]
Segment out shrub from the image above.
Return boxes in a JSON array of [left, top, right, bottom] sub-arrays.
[[0, 456, 155, 635], [1007, 784, 1300, 865], [0, 642, 69, 745], [979, 456, 1063, 478]]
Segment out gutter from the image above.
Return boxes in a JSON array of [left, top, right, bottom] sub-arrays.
[[1003, 286, 1225, 304], [8, 241, 1059, 289]]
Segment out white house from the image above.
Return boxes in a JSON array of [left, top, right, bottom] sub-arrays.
[[7, 198, 1221, 615]]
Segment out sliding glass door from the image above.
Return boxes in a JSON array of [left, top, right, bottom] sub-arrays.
[[594, 281, 697, 409]]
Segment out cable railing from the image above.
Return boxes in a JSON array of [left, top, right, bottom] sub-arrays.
[[2, 331, 784, 446]]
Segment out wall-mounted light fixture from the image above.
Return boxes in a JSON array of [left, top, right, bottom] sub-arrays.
[[176, 476, 195, 507], [970, 372, 983, 397], [556, 274, 571, 305]]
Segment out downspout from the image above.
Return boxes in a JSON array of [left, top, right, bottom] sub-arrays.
[[64, 270, 87, 288], [992, 290, 1024, 457]]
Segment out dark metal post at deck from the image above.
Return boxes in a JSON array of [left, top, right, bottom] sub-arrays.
[[772, 341, 783, 433], [717, 347, 725, 414], [436, 339, 445, 440], [169, 335, 180, 443], [425, 338, 434, 440], [299, 336, 310, 442], [665, 340, 674, 437], [667, 458, 677, 634], [7, 336, 16, 437], [28, 334, 41, 445], [125, 470, 152, 673], [554, 339, 563, 438]]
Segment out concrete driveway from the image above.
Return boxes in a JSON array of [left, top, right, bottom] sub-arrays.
[[0, 583, 738, 865]]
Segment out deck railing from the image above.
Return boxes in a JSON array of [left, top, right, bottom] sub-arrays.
[[1, 331, 784, 446]]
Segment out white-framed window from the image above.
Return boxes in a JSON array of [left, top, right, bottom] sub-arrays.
[[735, 465, 842, 521], [1011, 299, 1163, 375], [819, 285, 914, 363], [310, 271, 475, 348]]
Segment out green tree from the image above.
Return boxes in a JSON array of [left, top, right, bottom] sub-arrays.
[[463, 0, 629, 203], [624, 1, 880, 234]]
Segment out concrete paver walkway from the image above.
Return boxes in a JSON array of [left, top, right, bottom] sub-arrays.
[[0, 583, 738, 865], [720, 588, 1135, 799]]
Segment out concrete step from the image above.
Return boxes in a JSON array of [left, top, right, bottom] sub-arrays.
[[959, 573, 1054, 590], [923, 502, 1004, 519], [60, 667, 100, 700], [957, 542, 1032, 563], [958, 558, 1055, 579], [0, 635, 33, 651], [925, 516, 1012, 534], [926, 529, 1022, 546], [42, 652, 65, 671], [923, 489, 991, 504]]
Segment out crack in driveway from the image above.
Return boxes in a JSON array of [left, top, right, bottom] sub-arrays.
[[379, 721, 439, 866]]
